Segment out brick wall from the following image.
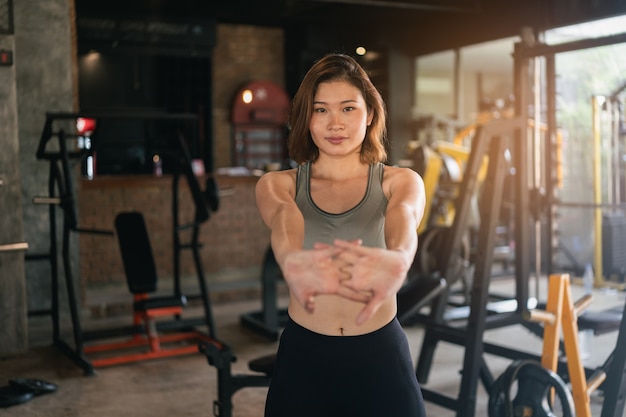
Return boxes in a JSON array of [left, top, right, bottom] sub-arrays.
[[78, 174, 271, 310], [212, 24, 285, 169]]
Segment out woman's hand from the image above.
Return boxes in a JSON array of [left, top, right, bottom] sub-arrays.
[[333, 239, 409, 326], [282, 241, 370, 313]]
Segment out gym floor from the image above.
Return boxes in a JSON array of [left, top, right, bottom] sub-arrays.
[[1, 275, 624, 417]]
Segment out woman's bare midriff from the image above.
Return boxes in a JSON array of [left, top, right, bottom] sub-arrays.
[[287, 294, 397, 336]]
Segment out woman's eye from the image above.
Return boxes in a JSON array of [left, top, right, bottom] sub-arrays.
[[314, 108, 326, 113], [343, 106, 354, 112]]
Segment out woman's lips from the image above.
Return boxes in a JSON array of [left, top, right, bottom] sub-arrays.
[[326, 136, 347, 144]]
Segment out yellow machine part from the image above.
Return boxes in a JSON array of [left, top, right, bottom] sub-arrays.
[[417, 146, 443, 234], [433, 140, 490, 186]]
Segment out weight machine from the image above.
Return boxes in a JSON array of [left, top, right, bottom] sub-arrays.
[[239, 246, 289, 341], [32, 110, 278, 416], [406, 30, 626, 417], [489, 272, 626, 417], [408, 116, 531, 416], [32, 111, 219, 374], [511, 31, 626, 417]]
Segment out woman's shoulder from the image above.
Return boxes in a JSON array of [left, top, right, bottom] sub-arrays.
[[382, 164, 422, 182], [256, 167, 298, 190], [381, 164, 424, 198]]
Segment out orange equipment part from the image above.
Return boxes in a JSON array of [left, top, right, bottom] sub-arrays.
[[525, 273, 606, 417], [83, 294, 222, 368]]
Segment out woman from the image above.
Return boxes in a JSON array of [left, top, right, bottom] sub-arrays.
[[256, 53, 427, 417]]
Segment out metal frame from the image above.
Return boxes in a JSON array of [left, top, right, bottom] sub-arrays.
[[200, 341, 272, 417], [239, 246, 288, 341], [515, 31, 626, 278], [600, 299, 626, 417], [32, 111, 217, 374], [518, 35, 626, 416], [413, 117, 529, 416]]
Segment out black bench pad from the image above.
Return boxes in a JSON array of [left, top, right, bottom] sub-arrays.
[[578, 306, 623, 335], [248, 354, 276, 376]]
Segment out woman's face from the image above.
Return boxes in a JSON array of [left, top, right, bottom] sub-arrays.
[[309, 80, 373, 159]]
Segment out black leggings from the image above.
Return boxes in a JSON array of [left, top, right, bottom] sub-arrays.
[[264, 317, 427, 417]]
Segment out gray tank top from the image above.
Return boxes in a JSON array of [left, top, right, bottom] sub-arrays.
[[295, 162, 388, 249]]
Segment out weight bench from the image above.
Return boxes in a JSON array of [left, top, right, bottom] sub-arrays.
[[578, 305, 624, 335], [199, 341, 274, 417], [83, 211, 211, 367], [525, 302, 624, 340], [397, 272, 447, 326]]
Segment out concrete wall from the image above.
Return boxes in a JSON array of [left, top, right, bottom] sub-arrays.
[[0, 0, 76, 354], [0, 5, 27, 355], [17, 0, 77, 316]]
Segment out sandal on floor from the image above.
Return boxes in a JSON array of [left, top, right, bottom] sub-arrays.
[[0, 378, 58, 408], [0, 385, 34, 408], [9, 379, 58, 395]]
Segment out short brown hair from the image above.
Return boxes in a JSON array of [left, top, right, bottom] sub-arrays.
[[288, 53, 387, 164]]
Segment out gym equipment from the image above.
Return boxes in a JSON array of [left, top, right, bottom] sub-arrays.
[[488, 360, 575, 417], [408, 118, 621, 416], [592, 83, 626, 283], [524, 273, 605, 417], [600, 299, 626, 417], [239, 246, 288, 341], [410, 139, 489, 235], [396, 272, 447, 325], [514, 34, 626, 417], [31, 112, 116, 374], [31, 111, 219, 374], [490, 273, 626, 417], [404, 31, 626, 417], [411, 225, 472, 304], [82, 211, 213, 367], [407, 114, 516, 303], [200, 341, 274, 417], [408, 117, 536, 417], [32, 111, 275, 415]]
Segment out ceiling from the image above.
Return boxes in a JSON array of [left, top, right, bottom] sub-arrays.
[[75, 0, 626, 56]]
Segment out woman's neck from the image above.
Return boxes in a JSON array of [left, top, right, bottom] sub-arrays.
[[311, 155, 368, 181]]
